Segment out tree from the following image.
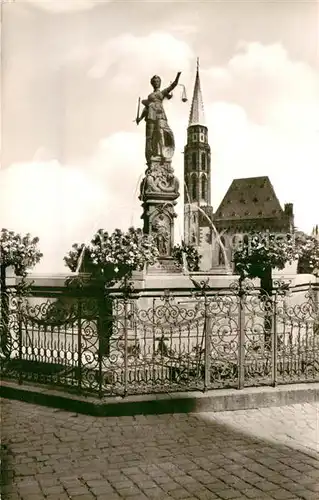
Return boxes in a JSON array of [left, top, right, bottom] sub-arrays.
[[296, 233, 319, 276], [172, 242, 201, 272], [0, 228, 43, 355], [233, 231, 299, 292], [233, 231, 299, 347], [64, 227, 160, 357], [64, 227, 159, 283], [0, 229, 43, 277]]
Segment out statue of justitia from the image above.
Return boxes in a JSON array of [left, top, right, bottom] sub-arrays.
[[136, 72, 181, 164]]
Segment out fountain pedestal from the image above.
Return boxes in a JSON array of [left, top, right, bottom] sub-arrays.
[[140, 158, 181, 273]]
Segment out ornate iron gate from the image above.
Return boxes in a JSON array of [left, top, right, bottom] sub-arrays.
[[1, 281, 318, 397]]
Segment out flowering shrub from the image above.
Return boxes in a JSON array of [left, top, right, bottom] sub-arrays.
[[233, 232, 299, 281], [0, 229, 43, 276], [172, 242, 201, 271], [296, 234, 319, 275], [64, 243, 91, 274], [64, 227, 159, 280], [1, 229, 42, 355]]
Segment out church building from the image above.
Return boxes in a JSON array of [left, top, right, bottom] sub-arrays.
[[183, 61, 295, 272]]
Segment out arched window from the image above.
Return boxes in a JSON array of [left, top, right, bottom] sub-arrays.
[[191, 173, 197, 201], [201, 153, 206, 170], [218, 236, 226, 266], [192, 152, 196, 170], [192, 181, 197, 200], [201, 175, 207, 200]]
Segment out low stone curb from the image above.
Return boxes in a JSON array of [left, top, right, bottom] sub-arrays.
[[1, 379, 318, 416]]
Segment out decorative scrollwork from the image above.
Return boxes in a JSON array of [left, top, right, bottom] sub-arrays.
[[190, 277, 210, 297], [118, 278, 135, 300], [229, 278, 255, 297], [273, 279, 292, 296], [141, 164, 179, 197]]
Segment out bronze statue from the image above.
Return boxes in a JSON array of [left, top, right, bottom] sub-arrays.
[[136, 72, 182, 164]]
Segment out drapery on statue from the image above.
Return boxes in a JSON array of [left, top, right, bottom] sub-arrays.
[[152, 215, 170, 255], [136, 72, 181, 164]]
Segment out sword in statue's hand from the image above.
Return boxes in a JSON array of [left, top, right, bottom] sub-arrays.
[[134, 97, 141, 124]]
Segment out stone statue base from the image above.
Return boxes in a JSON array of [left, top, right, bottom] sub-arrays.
[[147, 257, 182, 275], [140, 158, 180, 262]]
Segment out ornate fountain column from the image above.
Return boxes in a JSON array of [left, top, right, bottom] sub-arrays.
[[139, 159, 180, 272], [136, 71, 184, 273]]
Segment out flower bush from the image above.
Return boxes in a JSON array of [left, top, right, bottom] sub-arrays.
[[1, 229, 42, 355], [296, 233, 319, 275], [233, 231, 299, 281], [172, 242, 201, 271], [0, 228, 43, 277], [64, 227, 159, 281]]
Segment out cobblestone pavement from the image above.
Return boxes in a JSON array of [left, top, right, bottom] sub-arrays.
[[1, 399, 318, 500]]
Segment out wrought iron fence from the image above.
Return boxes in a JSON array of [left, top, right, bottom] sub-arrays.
[[1, 280, 318, 397]]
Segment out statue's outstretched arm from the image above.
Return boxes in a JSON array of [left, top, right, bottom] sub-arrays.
[[162, 72, 182, 97]]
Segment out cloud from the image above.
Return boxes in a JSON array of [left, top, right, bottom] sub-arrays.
[[0, 160, 106, 272], [0, 132, 146, 272], [167, 24, 199, 36], [90, 131, 144, 227], [87, 32, 194, 86], [201, 42, 319, 233], [205, 41, 319, 131], [22, 0, 103, 13], [2, 25, 195, 167]]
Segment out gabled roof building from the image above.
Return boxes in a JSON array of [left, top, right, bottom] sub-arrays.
[[214, 176, 294, 234]]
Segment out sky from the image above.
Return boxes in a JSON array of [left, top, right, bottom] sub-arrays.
[[1, 0, 319, 272]]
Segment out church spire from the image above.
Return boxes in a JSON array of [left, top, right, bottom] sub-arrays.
[[188, 58, 205, 127]]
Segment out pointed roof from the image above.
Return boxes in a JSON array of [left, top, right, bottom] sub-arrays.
[[188, 58, 205, 127], [214, 176, 285, 220]]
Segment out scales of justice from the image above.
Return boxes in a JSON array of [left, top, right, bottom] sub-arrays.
[[134, 71, 188, 270]]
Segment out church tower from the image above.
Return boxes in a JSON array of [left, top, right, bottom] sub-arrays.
[[184, 59, 212, 247]]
